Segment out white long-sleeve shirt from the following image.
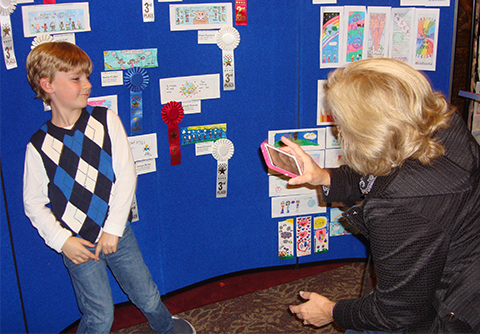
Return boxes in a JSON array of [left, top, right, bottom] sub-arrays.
[[23, 109, 137, 253]]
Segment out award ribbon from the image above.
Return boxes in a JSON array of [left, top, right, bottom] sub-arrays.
[[125, 67, 149, 135], [216, 26, 240, 91], [235, 0, 247, 25], [211, 138, 234, 198], [161, 101, 184, 166], [1, 0, 17, 70]]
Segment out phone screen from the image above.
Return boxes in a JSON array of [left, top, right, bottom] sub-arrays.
[[266, 145, 301, 176]]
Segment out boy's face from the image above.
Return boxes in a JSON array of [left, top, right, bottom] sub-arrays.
[[47, 68, 92, 112]]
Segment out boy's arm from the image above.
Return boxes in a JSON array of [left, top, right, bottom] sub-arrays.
[[101, 109, 137, 237], [23, 143, 72, 253]]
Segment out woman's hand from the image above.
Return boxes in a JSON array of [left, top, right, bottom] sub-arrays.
[[289, 291, 336, 327], [280, 136, 331, 187]]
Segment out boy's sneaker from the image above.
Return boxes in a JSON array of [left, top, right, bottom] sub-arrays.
[[168, 316, 196, 334]]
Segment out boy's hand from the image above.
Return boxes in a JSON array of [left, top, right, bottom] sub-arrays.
[[95, 232, 119, 258], [62, 236, 99, 264]]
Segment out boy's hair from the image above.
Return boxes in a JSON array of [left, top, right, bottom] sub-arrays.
[[26, 42, 92, 105], [325, 58, 454, 177]]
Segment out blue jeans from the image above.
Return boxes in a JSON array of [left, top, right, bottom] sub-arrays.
[[62, 226, 174, 334]]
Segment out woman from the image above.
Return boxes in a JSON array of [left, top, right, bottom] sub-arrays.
[[286, 58, 480, 333]]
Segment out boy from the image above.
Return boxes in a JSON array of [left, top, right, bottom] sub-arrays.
[[23, 41, 195, 334]]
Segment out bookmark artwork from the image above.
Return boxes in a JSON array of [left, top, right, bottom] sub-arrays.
[[320, 7, 343, 68], [389, 8, 414, 64], [365, 7, 390, 59], [413, 8, 439, 71], [278, 219, 294, 260], [313, 214, 329, 254], [344, 6, 366, 63], [296, 216, 311, 257]]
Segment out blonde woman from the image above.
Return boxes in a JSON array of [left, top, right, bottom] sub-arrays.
[[287, 58, 480, 333]]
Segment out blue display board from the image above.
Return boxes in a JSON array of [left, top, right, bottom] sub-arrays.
[[0, 1, 457, 332]]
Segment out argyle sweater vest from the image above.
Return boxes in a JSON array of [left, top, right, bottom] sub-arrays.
[[30, 106, 116, 243]]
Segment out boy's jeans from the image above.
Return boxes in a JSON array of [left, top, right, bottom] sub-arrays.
[[62, 226, 174, 334]]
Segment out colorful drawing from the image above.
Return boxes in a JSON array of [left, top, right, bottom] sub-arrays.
[[416, 18, 435, 63], [413, 8, 439, 71], [181, 123, 227, 145], [366, 8, 389, 59], [170, 3, 232, 31], [321, 11, 341, 65], [159, 74, 220, 104], [22, 3, 90, 38], [271, 129, 325, 149], [104, 49, 158, 71], [390, 8, 413, 63], [278, 219, 294, 260], [314, 214, 329, 254], [345, 7, 366, 63], [296, 216, 311, 257]]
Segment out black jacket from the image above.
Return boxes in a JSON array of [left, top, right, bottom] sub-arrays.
[[326, 112, 480, 333]]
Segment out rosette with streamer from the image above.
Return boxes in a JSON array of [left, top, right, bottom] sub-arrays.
[[0, 0, 16, 16], [161, 101, 184, 166], [125, 67, 149, 92], [31, 34, 54, 49], [125, 67, 149, 134], [0, 0, 17, 70], [211, 138, 234, 198], [216, 26, 240, 91]]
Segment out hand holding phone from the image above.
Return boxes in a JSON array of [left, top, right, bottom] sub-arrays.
[[261, 141, 302, 177]]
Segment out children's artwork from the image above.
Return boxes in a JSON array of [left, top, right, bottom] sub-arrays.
[[128, 133, 158, 162], [268, 175, 318, 197], [21, 2, 91, 38], [320, 7, 343, 68], [269, 178, 313, 197], [268, 128, 326, 151], [271, 194, 326, 218], [103, 49, 158, 71], [325, 126, 340, 149], [317, 80, 334, 124], [329, 207, 361, 236], [413, 8, 439, 71], [169, 3, 232, 31], [329, 207, 350, 236], [325, 148, 345, 168], [343, 6, 366, 63], [389, 7, 414, 64], [159, 74, 220, 104], [296, 216, 312, 257], [88, 95, 118, 114], [278, 219, 294, 260], [181, 123, 227, 145], [365, 7, 391, 59], [313, 214, 329, 254]]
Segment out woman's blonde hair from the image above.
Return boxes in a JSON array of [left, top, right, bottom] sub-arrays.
[[26, 42, 92, 105], [325, 58, 454, 176]]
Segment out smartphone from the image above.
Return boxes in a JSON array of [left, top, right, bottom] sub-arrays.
[[260, 141, 302, 177]]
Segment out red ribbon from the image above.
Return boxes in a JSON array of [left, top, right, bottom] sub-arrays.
[[235, 0, 247, 26], [161, 101, 184, 165]]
